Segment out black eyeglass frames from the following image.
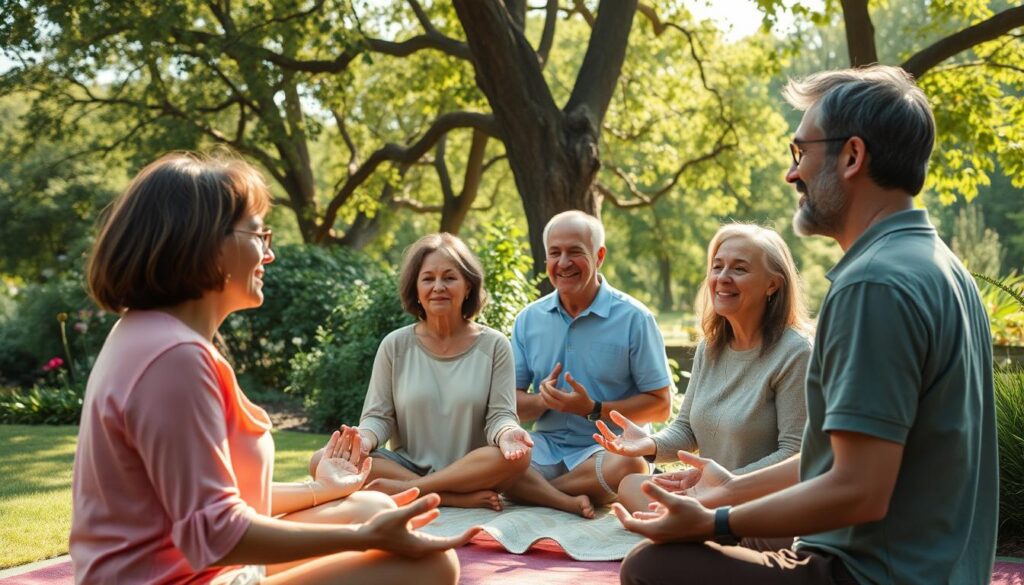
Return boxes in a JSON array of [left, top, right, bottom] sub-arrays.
[[789, 137, 852, 166]]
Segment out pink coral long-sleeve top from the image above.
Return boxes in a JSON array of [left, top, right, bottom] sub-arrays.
[[70, 310, 274, 584]]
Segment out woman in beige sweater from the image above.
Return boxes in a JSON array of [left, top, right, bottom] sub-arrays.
[[595, 224, 813, 512], [310, 233, 534, 511]]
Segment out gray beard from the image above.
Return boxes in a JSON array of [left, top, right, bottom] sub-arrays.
[[793, 168, 845, 237]]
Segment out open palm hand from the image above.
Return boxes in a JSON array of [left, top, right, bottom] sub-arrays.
[[498, 427, 534, 461], [314, 427, 372, 501], [592, 410, 656, 458]]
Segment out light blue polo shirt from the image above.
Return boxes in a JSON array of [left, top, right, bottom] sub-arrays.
[[512, 278, 672, 469]]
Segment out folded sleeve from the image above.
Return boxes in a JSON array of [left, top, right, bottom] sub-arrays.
[[359, 334, 399, 449], [123, 343, 255, 570], [484, 334, 521, 445], [630, 312, 673, 392], [818, 283, 925, 444]]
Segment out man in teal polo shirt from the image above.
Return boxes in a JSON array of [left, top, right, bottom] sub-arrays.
[[615, 65, 997, 585], [504, 210, 673, 517]]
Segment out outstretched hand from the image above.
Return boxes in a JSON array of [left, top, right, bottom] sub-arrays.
[[592, 410, 656, 458], [651, 450, 734, 508], [359, 492, 482, 558], [611, 480, 713, 543], [498, 427, 534, 460], [315, 427, 372, 502], [539, 368, 595, 417]]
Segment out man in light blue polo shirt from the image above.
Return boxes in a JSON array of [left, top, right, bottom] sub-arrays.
[[504, 211, 672, 517], [615, 66, 997, 585]]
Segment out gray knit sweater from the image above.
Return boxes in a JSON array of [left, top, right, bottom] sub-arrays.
[[651, 327, 811, 474]]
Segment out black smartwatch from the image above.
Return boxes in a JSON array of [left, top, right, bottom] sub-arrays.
[[713, 506, 741, 545], [586, 399, 603, 421]]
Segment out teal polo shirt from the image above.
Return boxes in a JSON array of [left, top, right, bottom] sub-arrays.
[[512, 278, 672, 468], [795, 209, 998, 584]]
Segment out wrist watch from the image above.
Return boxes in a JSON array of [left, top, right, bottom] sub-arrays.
[[713, 506, 741, 546], [586, 399, 603, 421]]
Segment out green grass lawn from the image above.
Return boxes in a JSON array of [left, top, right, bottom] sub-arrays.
[[0, 424, 324, 569]]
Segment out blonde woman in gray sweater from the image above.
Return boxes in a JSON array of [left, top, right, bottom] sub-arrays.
[[594, 224, 813, 512]]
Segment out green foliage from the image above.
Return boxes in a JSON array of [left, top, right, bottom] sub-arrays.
[[0, 274, 117, 387], [952, 206, 1003, 275], [0, 383, 84, 425], [469, 217, 540, 336], [288, 273, 413, 432], [222, 243, 381, 393], [995, 366, 1024, 533], [973, 272, 1024, 346]]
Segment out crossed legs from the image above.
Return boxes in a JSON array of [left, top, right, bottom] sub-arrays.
[[503, 450, 647, 518], [260, 491, 460, 585], [365, 446, 531, 510]]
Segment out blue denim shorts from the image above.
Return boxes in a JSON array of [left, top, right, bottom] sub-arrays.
[[372, 447, 432, 476]]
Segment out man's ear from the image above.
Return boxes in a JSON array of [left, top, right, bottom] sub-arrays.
[[842, 136, 868, 180], [596, 246, 607, 268]]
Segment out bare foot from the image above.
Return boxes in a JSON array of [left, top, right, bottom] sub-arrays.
[[440, 490, 503, 511], [365, 478, 410, 496], [575, 494, 595, 519], [549, 493, 595, 518]]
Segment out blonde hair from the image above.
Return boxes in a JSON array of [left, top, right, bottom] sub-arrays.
[[695, 223, 812, 359]]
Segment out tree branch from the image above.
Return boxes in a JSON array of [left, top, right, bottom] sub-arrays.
[[601, 138, 737, 208], [537, 0, 559, 67], [902, 5, 1024, 78], [564, 0, 639, 130], [316, 111, 498, 242]]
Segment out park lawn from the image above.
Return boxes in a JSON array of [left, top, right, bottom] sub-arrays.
[[0, 424, 324, 569]]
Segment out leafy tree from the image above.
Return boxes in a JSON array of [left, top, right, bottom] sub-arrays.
[[763, 0, 1024, 204]]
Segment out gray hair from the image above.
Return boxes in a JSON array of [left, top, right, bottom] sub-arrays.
[[783, 65, 935, 195], [542, 210, 606, 254]]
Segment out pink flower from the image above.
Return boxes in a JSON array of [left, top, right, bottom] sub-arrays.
[[73, 322, 88, 334], [42, 357, 65, 372]]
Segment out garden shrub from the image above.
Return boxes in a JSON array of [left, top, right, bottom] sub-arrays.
[[469, 217, 541, 337], [221, 244, 382, 395], [291, 221, 539, 432], [288, 274, 413, 432], [0, 382, 85, 425], [0, 274, 116, 387], [973, 272, 1024, 346], [995, 366, 1024, 534]]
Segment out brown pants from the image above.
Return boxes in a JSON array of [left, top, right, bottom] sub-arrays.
[[620, 538, 858, 585]]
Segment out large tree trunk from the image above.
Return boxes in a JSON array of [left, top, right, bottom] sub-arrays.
[[840, 0, 878, 67], [453, 0, 637, 275]]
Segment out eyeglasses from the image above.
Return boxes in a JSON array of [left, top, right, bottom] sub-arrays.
[[789, 137, 851, 166], [232, 227, 273, 251]]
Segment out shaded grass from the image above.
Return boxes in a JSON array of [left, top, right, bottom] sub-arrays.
[[0, 425, 324, 569]]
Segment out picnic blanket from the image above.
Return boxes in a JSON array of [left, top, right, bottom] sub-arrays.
[[419, 503, 644, 561]]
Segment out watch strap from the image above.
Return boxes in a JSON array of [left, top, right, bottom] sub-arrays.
[[587, 399, 603, 421], [713, 506, 740, 545]]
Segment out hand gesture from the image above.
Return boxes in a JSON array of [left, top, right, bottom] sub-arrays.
[[359, 492, 482, 558], [315, 428, 372, 501], [539, 367, 595, 417], [651, 451, 734, 508], [592, 410, 656, 458], [611, 481, 713, 543], [498, 427, 534, 461]]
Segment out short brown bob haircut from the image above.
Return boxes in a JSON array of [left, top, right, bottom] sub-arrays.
[[87, 152, 271, 313], [398, 233, 487, 321]]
